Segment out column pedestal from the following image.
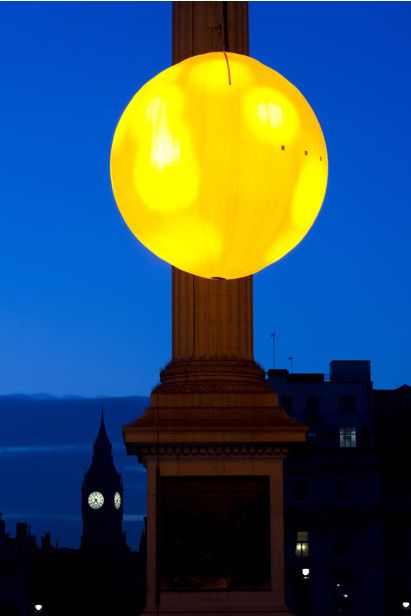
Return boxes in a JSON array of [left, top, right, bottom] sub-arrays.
[[124, 366, 305, 615]]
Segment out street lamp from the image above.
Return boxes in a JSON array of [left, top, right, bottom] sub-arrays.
[[111, 51, 327, 280], [402, 602, 410, 610], [33, 605, 43, 614]]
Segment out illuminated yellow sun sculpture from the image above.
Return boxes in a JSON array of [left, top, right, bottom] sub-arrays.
[[110, 52, 328, 279]]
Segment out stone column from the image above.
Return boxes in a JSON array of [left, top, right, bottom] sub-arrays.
[[158, 2, 263, 393], [123, 4, 306, 615], [171, 1, 250, 363]]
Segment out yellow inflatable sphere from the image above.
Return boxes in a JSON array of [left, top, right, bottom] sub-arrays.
[[110, 52, 328, 279]]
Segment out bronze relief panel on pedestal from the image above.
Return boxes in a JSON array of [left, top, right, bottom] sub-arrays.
[[158, 476, 271, 592]]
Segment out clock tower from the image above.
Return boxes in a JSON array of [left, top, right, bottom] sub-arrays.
[[81, 412, 126, 551]]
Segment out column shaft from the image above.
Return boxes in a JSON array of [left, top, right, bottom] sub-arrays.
[[170, 2, 253, 367]]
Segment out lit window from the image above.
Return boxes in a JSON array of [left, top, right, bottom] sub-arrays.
[[339, 427, 356, 448], [295, 531, 309, 557]]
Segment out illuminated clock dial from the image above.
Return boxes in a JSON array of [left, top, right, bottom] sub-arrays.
[[114, 492, 121, 510], [88, 491, 104, 509]]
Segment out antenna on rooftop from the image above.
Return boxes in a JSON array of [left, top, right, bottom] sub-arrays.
[[288, 356, 294, 373]]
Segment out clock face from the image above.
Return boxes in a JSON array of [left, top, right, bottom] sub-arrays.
[[88, 491, 104, 509], [114, 492, 121, 510]]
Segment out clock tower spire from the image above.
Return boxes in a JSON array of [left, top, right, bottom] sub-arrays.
[[81, 410, 126, 551]]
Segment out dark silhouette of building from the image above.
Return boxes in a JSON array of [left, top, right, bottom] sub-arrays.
[[0, 414, 145, 616], [0, 517, 37, 616], [374, 384, 411, 616], [2, 375, 411, 615], [81, 412, 126, 552], [267, 360, 411, 616]]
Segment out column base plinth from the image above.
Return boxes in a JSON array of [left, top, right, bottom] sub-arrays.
[[142, 593, 294, 616], [142, 610, 294, 616]]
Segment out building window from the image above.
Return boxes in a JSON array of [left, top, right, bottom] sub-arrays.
[[339, 395, 356, 414], [339, 427, 356, 448], [306, 395, 317, 416], [295, 480, 307, 501], [295, 531, 309, 557], [332, 536, 350, 558], [335, 479, 347, 500], [282, 395, 293, 413]]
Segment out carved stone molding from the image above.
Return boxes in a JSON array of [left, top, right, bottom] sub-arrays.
[[156, 358, 270, 394], [136, 442, 289, 465]]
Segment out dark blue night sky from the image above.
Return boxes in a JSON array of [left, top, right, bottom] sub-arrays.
[[0, 2, 410, 548]]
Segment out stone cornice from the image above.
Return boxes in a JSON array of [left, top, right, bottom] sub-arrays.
[[129, 442, 289, 466]]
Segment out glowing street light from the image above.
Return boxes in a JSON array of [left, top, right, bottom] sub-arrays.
[[302, 567, 310, 579], [34, 606, 43, 613], [402, 602, 410, 610], [111, 51, 327, 280]]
